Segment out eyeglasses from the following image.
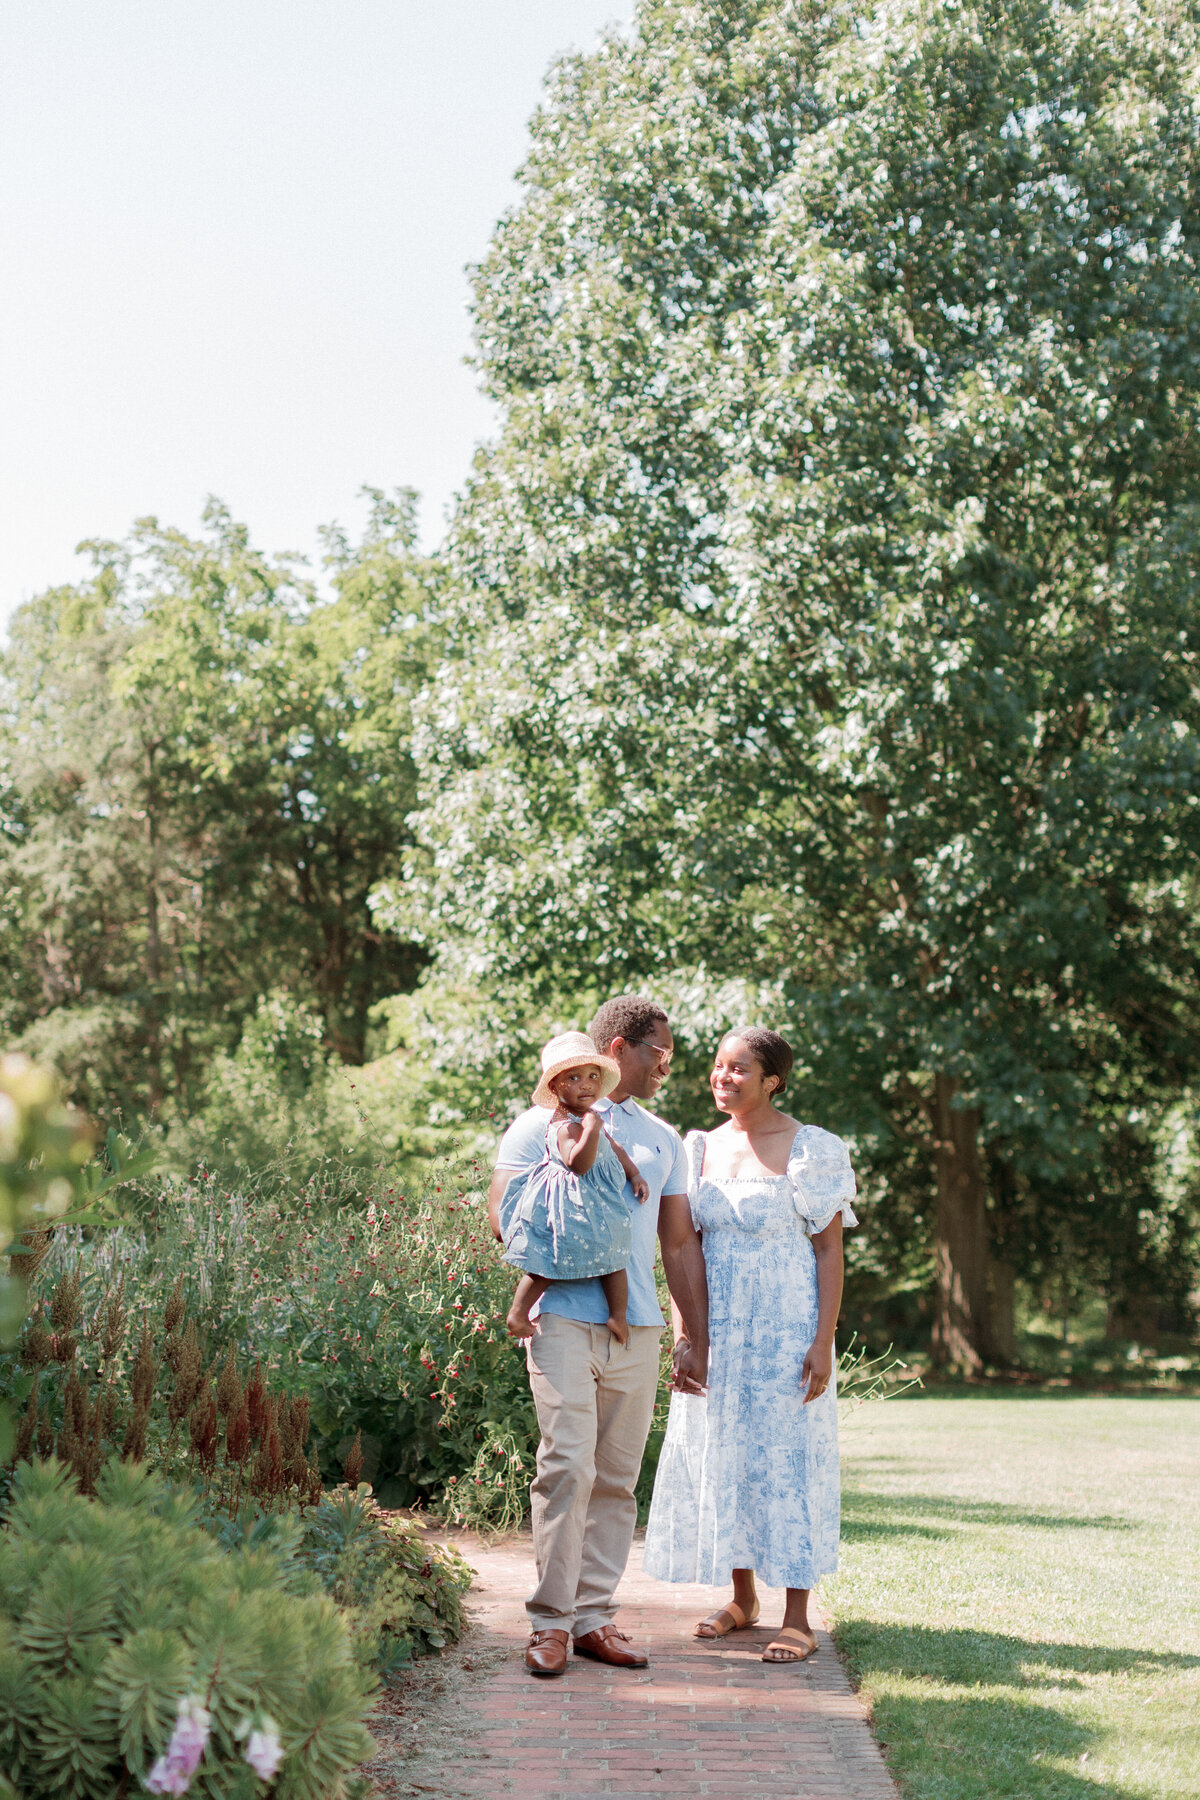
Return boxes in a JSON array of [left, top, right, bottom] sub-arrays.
[[629, 1040, 672, 1065]]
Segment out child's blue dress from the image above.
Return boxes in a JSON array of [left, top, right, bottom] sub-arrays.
[[502, 1119, 634, 1280]]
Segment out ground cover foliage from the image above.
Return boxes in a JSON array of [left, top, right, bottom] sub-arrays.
[[2, 0, 1200, 1377], [827, 1394, 1200, 1800]]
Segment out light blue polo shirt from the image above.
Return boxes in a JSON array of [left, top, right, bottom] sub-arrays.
[[495, 1097, 688, 1328]]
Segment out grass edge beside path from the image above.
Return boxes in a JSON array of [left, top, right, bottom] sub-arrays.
[[823, 1393, 1200, 1800]]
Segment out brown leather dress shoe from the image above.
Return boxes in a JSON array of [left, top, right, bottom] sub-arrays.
[[572, 1626, 649, 1668], [525, 1628, 570, 1676]]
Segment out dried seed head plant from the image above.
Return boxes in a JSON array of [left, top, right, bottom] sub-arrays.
[[9, 1266, 323, 1516]]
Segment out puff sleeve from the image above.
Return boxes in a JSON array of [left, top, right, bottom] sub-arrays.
[[786, 1126, 858, 1236], [683, 1130, 706, 1227]]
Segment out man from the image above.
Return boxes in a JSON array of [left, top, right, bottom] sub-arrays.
[[489, 995, 709, 1678]]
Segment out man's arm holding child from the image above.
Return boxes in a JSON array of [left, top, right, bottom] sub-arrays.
[[487, 1169, 510, 1242], [488, 1110, 550, 1243]]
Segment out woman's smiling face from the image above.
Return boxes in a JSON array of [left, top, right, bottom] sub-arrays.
[[710, 1035, 777, 1113]]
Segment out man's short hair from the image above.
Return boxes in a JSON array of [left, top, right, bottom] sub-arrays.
[[588, 995, 669, 1055]]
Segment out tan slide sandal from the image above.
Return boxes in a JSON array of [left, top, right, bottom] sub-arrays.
[[693, 1600, 760, 1639], [761, 1626, 818, 1663]]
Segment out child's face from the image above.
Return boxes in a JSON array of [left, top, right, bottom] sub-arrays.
[[551, 1066, 604, 1112]]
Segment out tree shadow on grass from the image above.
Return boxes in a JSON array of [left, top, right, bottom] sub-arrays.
[[833, 1620, 1200, 1800], [862, 1689, 1123, 1800], [836, 1617, 1200, 1686], [841, 1490, 1132, 1541]]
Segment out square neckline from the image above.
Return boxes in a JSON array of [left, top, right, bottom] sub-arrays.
[[693, 1124, 805, 1184]]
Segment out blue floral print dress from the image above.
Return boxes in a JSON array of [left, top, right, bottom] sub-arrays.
[[643, 1125, 858, 1590]]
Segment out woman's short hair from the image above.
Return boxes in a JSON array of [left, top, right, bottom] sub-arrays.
[[723, 1027, 794, 1098]]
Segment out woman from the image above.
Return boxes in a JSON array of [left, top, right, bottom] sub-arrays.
[[643, 1028, 857, 1663]]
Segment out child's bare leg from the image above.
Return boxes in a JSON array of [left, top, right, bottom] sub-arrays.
[[600, 1269, 629, 1346], [507, 1273, 549, 1338]]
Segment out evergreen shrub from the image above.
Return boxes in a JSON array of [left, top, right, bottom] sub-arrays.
[[0, 1458, 375, 1800]]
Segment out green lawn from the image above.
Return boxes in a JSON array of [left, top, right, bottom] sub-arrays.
[[824, 1395, 1200, 1800]]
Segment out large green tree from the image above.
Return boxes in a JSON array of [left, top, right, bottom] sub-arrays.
[[380, 0, 1200, 1365], [2, 492, 433, 1117]]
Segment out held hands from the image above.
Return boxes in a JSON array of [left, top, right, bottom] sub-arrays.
[[671, 1336, 708, 1396], [800, 1339, 833, 1404]]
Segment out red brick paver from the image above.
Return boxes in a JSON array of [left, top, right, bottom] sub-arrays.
[[434, 1532, 898, 1800]]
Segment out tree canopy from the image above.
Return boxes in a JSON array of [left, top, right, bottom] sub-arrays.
[[373, 0, 1200, 1365], [2, 492, 434, 1119]]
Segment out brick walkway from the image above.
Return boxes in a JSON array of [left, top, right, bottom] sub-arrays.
[[427, 1532, 898, 1800]]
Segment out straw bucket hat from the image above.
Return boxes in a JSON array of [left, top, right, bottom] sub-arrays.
[[532, 1031, 622, 1110]]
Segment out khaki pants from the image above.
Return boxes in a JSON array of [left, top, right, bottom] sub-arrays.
[[524, 1315, 662, 1637]]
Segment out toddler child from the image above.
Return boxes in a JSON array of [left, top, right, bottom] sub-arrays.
[[502, 1031, 649, 1344]]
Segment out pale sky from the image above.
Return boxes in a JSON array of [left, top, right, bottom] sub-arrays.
[[0, 1, 633, 625]]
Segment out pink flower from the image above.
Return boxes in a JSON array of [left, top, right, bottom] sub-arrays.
[[245, 1720, 284, 1780], [145, 1695, 211, 1795]]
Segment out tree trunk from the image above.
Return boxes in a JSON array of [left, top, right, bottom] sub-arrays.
[[986, 1259, 1017, 1365], [930, 1073, 991, 1372], [982, 1151, 1019, 1368]]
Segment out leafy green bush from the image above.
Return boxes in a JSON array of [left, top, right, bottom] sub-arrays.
[[19, 1165, 537, 1525], [0, 1056, 93, 1340], [201, 1485, 473, 1678], [165, 975, 530, 1195], [165, 994, 372, 1191], [277, 1487, 470, 1671], [0, 1458, 375, 1800]]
